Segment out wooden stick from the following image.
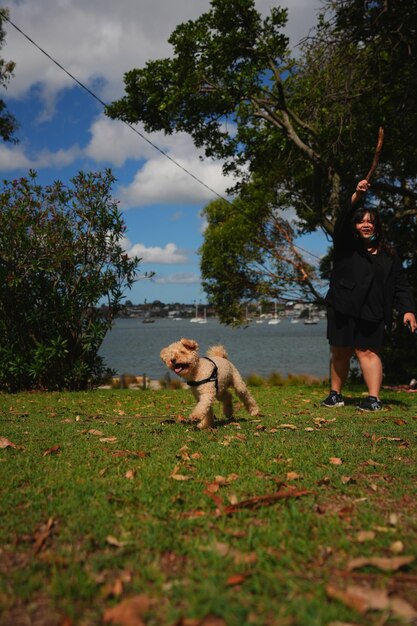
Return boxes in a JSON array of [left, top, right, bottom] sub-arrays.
[[365, 126, 384, 182]]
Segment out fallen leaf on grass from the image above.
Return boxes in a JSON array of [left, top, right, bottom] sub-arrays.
[[33, 517, 56, 554], [356, 530, 375, 542], [43, 444, 61, 457], [277, 423, 297, 430], [109, 449, 149, 459], [326, 584, 417, 621], [215, 473, 239, 484], [0, 436, 19, 449], [390, 540, 404, 554], [125, 470, 136, 480], [226, 573, 250, 586], [329, 457, 343, 465], [170, 465, 192, 481], [326, 584, 383, 613], [100, 436, 118, 443], [101, 570, 133, 598], [103, 594, 151, 626], [83, 429, 104, 436], [221, 486, 311, 514], [106, 536, 126, 548], [286, 472, 302, 481], [347, 555, 414, 572]]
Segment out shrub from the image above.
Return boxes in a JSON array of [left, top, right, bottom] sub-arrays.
[[0, 170, 140, 391]]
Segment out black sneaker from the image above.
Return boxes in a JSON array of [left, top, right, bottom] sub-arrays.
[[321, 390, 344, 408], [357, 396, 383, 412]]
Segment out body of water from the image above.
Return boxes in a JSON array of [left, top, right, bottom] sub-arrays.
[[99, 317, 331, 381]]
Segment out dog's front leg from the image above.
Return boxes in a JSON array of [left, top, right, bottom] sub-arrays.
[[189, 389, 215, 429]]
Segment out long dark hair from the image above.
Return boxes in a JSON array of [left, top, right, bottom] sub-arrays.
[[351, 206, 395, 256]]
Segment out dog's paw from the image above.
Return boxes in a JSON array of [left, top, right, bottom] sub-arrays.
[[249, 406, 260, 417], [197, 417, 215, 430]]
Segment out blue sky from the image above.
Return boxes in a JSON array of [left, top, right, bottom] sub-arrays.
[[1, 0, 328, 305]]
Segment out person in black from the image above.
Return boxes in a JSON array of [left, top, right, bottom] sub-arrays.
[[321, 179, 417, 411]]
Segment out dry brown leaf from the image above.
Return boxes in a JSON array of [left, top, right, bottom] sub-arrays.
[[389, 512, 398, 526], [327, 584, 417, 621], [33, 517, 55, 554], [329, 457, 343, 465], [171, 473, 192, 481], [0, 436, 18, 449], [226, 573, 249, 586], [170, 465, 192, 481], [125, 470, 136, 480], [106, 536, 126, 548], [347, 555, 414, 572], [326, 584, 368, 613], [43, 444, 61, 457], [389, 596, 417, 620], [221, 486, 310, 514], [356, 530, 376, 542], [103, 594, 151, 626], [86, 429, 104, 436], [286, 472, 302, 481], [100, 436, 118, 443], [390, 540, 404, 554], [278, 423, 297, 430]]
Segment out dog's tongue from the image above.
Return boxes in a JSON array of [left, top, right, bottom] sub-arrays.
[[174, 365, 184, 374]]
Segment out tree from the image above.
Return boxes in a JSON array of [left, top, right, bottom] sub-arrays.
[[0, 170, 140, 391], [107, 0, 417, 325], [0, 9, 18, 142], [200, 182, 323, 324]]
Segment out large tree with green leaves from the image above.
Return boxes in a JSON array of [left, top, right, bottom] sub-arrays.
[[0, 170, 140, 391], [107, 0, 417, 327], [0, 9, 18, 142]]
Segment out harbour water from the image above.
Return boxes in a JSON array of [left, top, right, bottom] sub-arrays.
[[99, 317, 330, 381]]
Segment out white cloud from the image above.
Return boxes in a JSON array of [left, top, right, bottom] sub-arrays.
[[154, 273, 200, 285], [5, 0, 321, 108], [118, 151, 232, 207], [0, 142, 82, 170], [125, 242, 188, 264], [0, 144, 33, 170], [85, 116, 170, 166]]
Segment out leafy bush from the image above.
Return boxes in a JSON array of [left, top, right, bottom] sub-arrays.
[[0, 169, 140, 391]]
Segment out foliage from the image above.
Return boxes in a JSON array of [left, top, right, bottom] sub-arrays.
[[201, 187, 322, 324], [1, 386, 417, 624], [0, 9, 18, 142], [0, 170, 140, 391], [107, 0, 417, 325]]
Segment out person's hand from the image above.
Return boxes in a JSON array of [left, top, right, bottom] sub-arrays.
[[403, 312, 417, 333], [356, 180, 370, 193]]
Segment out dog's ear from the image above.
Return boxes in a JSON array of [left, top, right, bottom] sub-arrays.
[[160, 347, 169, 363], [180, 338, 198, 352]]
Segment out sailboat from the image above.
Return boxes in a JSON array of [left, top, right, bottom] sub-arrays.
[[190, 302, 200, 322], [304, 306, 319, 325], [255, 305, 264, 323], [268, 302, 281, 325], [197, 307, 207, 324]]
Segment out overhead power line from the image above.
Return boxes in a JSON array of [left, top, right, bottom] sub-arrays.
[[3, 13, 227, 202]]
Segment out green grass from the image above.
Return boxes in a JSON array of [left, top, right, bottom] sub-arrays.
[[1, 384, 416, 625]]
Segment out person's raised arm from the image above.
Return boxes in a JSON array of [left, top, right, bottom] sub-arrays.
[[351, 179, 370, 205]]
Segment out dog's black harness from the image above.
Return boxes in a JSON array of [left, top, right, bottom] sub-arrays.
[[186, 357, 219, 393]]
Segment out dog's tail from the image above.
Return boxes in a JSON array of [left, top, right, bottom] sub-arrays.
[[207, 345, 228, 360]]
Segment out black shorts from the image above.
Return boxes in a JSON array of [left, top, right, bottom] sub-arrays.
[[326, 307, 385, 350]]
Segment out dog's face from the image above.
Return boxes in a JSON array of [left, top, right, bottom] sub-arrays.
[[160, 338, 200, 378]]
